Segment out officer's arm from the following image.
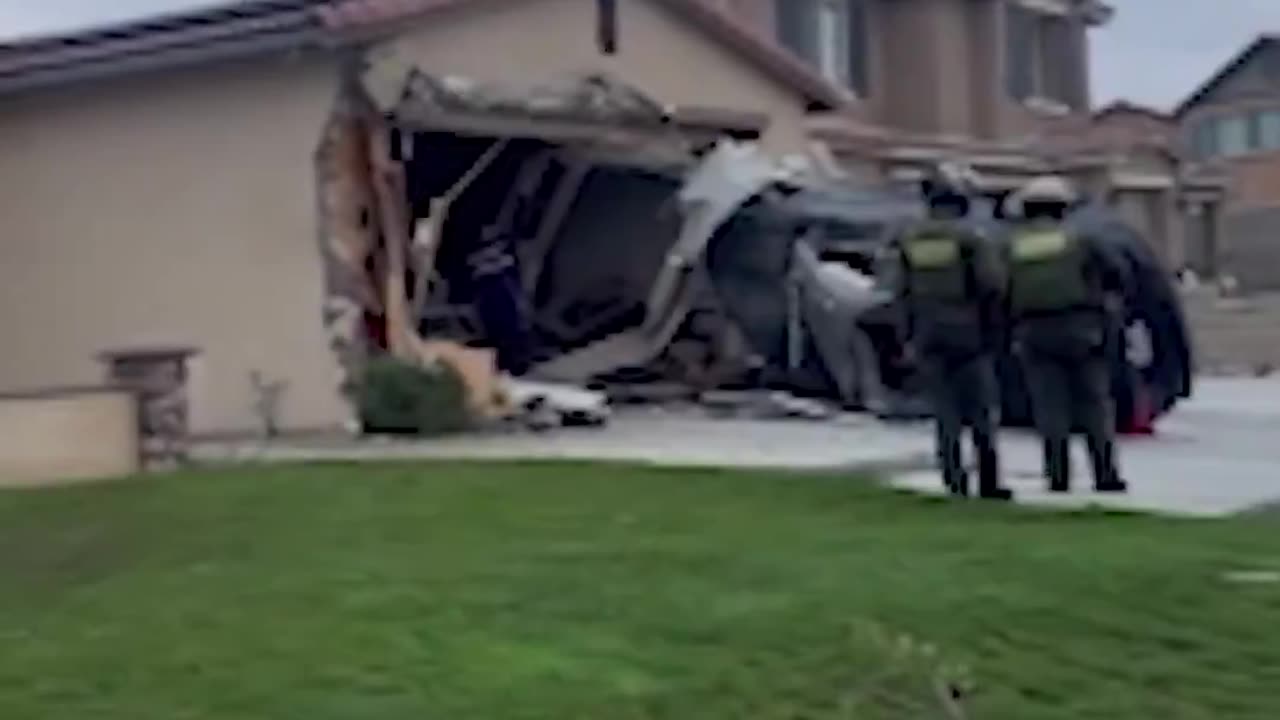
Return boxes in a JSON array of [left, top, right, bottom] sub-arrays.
[[969, 232, 1006, 301], [885, 229, 915, 347], [968, 233, 1008, 351], [1087, 233, 1132, 297]]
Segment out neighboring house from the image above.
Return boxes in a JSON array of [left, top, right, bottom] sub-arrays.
[[1175, 34, 1280, 290], [1178, 34, 1280, 211], [705, 0, 1229, 276], [0, 0, 840, 435], [1069, 102, 1226, 276]]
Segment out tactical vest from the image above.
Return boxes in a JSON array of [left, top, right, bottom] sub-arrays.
[[1007, 226, 1094, 316], [901, 226, 973, 305]]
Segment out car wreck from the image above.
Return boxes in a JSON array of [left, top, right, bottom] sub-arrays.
[[316, 53, 1192, 431]]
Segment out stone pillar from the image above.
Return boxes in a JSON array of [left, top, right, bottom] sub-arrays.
[[98, 347, 199, 467]]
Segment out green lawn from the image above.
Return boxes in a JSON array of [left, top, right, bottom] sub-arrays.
[[1, 462, 1278, 719]]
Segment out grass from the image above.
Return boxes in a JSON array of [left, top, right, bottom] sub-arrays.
[[1, 461, 1278, 719]]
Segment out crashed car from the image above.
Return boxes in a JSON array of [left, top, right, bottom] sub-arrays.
[[701, 182, 1195, 429]]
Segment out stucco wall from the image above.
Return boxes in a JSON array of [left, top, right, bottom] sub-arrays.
[[0, 388, 139, 486], [0, 54, 347, 435], [383, 0, 812, 157]]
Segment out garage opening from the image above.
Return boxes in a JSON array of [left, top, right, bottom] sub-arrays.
[[314, 58, 769, 416]]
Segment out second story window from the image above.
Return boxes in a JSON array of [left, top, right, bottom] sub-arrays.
[[775, 0, 869, 95], [1004, 2, 1082, 110], [1192, 108, 1280, 160]]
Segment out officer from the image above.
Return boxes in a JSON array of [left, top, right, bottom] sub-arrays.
[[1004, 176, 1129, 494], [892, 163, 1012, 500]]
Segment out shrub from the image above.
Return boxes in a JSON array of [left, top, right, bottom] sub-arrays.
[[840, 621, 977, 719], [355, 354, 472, 436]]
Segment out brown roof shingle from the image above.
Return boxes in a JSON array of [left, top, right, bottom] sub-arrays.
[[0, 0, 327, 95], [0, 0, 849, 110]]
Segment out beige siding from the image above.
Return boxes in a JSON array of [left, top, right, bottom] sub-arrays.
[[0, 55, 347, 435], [879, 0, 940, 134], [0, 389, 139, 486], [384, 0, 812, 156]]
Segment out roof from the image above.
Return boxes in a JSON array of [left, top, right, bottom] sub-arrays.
[[0, 1, 328, 96], [1093, 100, 1171, 122], [1174, 34, 1280, 118], [369, 62, 768, 143], [319, 0, 850, 109], [0, 0, 850, 110]]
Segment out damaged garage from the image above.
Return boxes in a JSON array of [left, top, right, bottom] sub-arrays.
[[319, 54, 1195, 432], [0, 0, 841, 437], [315, 54, 800, 426]]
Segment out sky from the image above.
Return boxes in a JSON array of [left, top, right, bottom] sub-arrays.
[[2, 0, 1278, 111]]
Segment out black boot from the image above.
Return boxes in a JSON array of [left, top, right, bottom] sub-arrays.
[[975, 436, 1013, 501], [979, 485, 1014, 501], [945, 473, 970, 498], [1095, 476, 1129, 494], [1044, 437, 1071, 493], [1087, 436, 1128, 494]]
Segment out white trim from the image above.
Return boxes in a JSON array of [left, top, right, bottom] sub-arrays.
[[887, 167, 926, 182], [1024, 96, 1071, 116], [1111, 172, 1176, 190], [964, 154, 1045, 170], [1015, 0, 1072, 16], [976, 173, 1038, 190], [881, 146, 945, 161]]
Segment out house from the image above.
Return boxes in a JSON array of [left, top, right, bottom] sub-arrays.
[[0, 0, 844, 437], [706, 0, 1115, 185], [1070, 102, 1226, 276], [0, 0, 1222, 442], [1175, 34, 1280, 289]]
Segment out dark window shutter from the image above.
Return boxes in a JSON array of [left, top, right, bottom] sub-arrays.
[[847, 0, 869, 95], [596, 0, 618, 55], [1193, 119, 1217, 159], [1247, 110, 1262, 151], [1066, 20, 1088, 109], [1004, 4, 1034, 101], [776, 0, 819, 66], [1041, 17, 1072, 104]]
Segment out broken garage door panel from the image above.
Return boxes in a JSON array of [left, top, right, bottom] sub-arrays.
[[521, 159, 590, 295], [358, 53, 701, 156], [640, 141, 788, 353], [409, 137, 510, 319]]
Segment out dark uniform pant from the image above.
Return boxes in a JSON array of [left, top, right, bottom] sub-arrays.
[[1020, 348, 1120, 490], [920, 352, 1000, 495]]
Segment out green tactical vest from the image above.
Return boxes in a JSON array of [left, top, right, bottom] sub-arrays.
[[1007, 226, 1093, 315], [901, 225, 971, 304]]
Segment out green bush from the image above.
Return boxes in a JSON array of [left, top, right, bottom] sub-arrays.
[[355, 354, 472, 436]]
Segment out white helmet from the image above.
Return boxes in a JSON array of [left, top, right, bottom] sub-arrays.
[[1017, 175, 1077, 205]]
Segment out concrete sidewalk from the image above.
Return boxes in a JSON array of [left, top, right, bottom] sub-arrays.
[[196, 410, 935, 473], [195, 378, 1280, 518]]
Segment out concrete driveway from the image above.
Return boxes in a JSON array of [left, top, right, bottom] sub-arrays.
[[197, 378, 1280, 518], [893, 377, 1280, 516]]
